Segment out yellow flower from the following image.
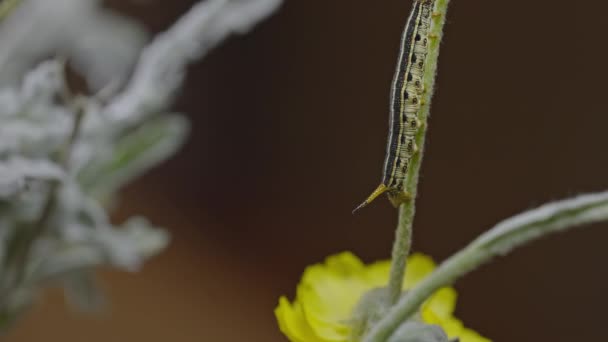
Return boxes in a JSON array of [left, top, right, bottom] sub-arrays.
[[275, 252, 490, 342]]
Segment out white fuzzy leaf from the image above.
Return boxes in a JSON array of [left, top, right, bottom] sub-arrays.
[[0, 157, 64, 197]]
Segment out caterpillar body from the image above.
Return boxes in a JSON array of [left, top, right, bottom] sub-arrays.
[[354, 0, 434, 213]]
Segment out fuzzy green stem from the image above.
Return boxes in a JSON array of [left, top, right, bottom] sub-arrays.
[[387, 204, 414, 304], [365, 191, 608, 342], [386, 0, 451, 305]]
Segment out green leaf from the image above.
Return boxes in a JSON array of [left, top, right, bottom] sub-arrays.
[[79, 114, 189, 200]]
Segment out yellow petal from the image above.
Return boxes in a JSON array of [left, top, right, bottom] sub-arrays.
[[365, 253, 436, 290], [424, 287, 458, 318], [300, 253, 370, 321], [364, 260, 391, 287], [459, 328, 492, 342], [420, 307, 442, 326], [421, 288, 463, 339], [299, 285, 351, 341], [274, 251, 490, 342], [437, 316, 465, 339], [275, 296, 324, 342], [322, 252, 366, 276], [421, 288, 491, 342], [295, 252, 371, 341], [403, 253, 436, 289]]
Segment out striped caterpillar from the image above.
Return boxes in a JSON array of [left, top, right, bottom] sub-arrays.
[[354, 0, 435, 213]]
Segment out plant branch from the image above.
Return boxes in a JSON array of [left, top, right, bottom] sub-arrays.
[[387, 204, 414, 304], [104, 0, 282, 127], [386, 0, 451, 305], [365, 191, 608, 342]]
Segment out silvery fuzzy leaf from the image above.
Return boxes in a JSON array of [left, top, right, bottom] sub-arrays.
[[0, 88, 22, 117], [0, 106, 73, 156], [79, 114, 189, 200], [55, 179, 109, 228], [0, 0, 146, 92], [27, 239, 106, 284], [119, 216, 169, 260], [0, 0, 282, 323], [0, 216, 15, 268], [104, 0, 282, 125], [20, 59, 65, 105], [0, 168, 23, 198], [0, 60, 74, 157], [88, 217, 169, 271], [64, 9, 148, 91], [0, 157, 64, 198], [9, 180, 52, 223], [29, 217, 167, 283], [0, 286, 35, 324], [61, 271, 105, 312], [387, 322, 449, 342], [7, 157, 64, 180], [72, 225, 142, 271]]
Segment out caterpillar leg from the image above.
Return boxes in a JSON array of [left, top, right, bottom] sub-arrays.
[[352, 184, 388, 214], [388, 190, 412, 207]]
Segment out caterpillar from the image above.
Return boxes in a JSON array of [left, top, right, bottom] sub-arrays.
[[354, 0, 434, 213]]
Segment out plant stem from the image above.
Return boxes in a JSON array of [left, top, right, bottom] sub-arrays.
[[387, 204, 413, 304], [386, 0, 451, 305], [365, 191, 608, 342]]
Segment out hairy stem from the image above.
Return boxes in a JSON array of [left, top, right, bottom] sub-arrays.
[[387, 204, 413, 303], [365, 191, 608, 342], [386, 0, 451, 305]]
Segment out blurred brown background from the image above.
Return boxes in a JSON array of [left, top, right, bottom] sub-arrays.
[[7, 0, 608, 341]]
